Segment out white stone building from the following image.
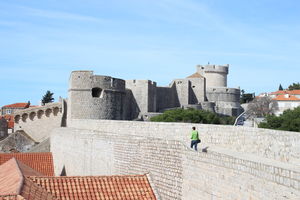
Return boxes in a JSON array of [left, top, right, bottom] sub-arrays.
[[269, 90, 300, 116]]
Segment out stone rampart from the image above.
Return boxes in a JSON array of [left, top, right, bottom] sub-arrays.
[[68, 120, 300, 165], [51, 125, 300, 200], [68, 71, 126, 120], [14, 101, 64, 142]]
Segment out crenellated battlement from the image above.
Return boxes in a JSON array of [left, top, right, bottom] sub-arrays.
[[197, 64, 229, 74]]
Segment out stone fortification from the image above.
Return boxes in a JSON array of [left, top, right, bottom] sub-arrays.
[[51, 120, 300, 200], [68, 119, 300, 165], [66, 64, 242, 120], [206, 87, 241, 116], [14, 101, 65, 142], [68, 71, 126, 120], [197, 64, 228, 87], [125, 80, 157, 118]]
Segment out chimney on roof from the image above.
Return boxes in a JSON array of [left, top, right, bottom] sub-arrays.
[[26, 101, 30, 108]]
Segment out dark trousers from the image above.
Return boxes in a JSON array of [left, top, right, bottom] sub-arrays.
[[191, 140, 198, 151]]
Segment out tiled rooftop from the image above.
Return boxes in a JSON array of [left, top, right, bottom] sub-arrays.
[[2, 103, 30, 108], [0, 153, 54, 176], [273, 94, 300, 101], [270, 90, 300, 95], [187, 72, 204, 79], [0, 195, 25, 200], [28, 175, 157, 200], [0, 157, 157, 200], [0, 158, 23, 196]]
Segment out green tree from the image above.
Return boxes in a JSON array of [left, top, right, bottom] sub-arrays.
[[278, 84, 283, 91], [240, 89, 255, 104], [150, 108, 236, 125], [41, 90, 54, 105], [288, 82, 300, 90], [259, 106, 300, 132]]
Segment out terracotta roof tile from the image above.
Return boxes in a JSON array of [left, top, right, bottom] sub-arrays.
[[288, 90, 300, 95], [0, 153, 54, 176], [270, 90, 300, 95], [273, 94, 300, 101], [0, 195, 25, 200], [187, 72, 204, 79], [2, 103, 30, 109], [28, 175, 157, 200], [0, 158, 23, 196], [0, 157, 156, 200], [270, 90, 288, 95], [20, 178, 57, 200], [0, 159, 56, 200]]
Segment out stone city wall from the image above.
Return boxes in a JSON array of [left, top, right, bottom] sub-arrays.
[[14, 102, 64, 142], [51, 126, 300, 200], [68, 119, 300, 166], [68, 71, 126, 120]]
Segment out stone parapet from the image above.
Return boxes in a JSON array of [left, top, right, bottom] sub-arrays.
[[14, 101, 64, 142], [68, 119, 300, 166], [51, 126, 300, 200]]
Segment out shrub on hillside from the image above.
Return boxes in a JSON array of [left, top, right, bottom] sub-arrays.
[[259, 106, 300, 132], [150, 108, 236, 125]]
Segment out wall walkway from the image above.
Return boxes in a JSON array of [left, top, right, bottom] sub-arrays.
[[51, 120, 300, 200]]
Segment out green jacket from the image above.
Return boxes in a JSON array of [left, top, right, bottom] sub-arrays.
[[191, 130, 199, 140]]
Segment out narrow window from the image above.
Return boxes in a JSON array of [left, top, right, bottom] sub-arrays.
[[92, 87, 102, 98]]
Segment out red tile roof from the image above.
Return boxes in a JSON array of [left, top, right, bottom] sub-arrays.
[[0, 158, 56, 200], [187, 72, 204, 79], [289, 90, 300, 95], [0, 195, 25, 200], [270, 90, 300, 95], [2, 103, 30, 109], [0, 158, 23, 196], [28, 175, 157, 200], [270, 90, 289, 95], [20, 177, 56, 200], [273, 94, 300, 101], [0, 153, 54, 176], [0, 158, 157, 200]]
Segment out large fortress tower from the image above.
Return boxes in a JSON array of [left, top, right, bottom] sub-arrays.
[[68, 71, 126, 120], [197, 64, 229, 87]]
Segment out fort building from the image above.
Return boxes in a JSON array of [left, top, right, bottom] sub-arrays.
[[4, 64, 300, 200], [68, 64, 242, 121]]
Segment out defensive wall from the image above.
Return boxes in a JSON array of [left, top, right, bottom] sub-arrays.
[[68, 71, 126, 120], [14, 101, 65, 142], [51, 120, 300, 200]]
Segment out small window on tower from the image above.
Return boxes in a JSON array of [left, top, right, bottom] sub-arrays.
[[92, 87, 102, 98]]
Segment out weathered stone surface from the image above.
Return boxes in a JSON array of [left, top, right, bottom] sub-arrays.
[[0, 130, 35, 152], [0, 118, 8, 140], [14, 101, 64, 142], [51, 120, 300, 200]]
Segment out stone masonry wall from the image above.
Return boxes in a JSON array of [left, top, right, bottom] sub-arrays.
[[68, 120, 300, 166], [14, 102, 64, 142], [51, 127, 300, 200]]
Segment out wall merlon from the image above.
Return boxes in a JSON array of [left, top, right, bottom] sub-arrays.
[[196, 64, 229, 74]]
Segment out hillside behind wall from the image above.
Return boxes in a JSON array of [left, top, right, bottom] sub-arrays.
[[51, 120, 300, 200]]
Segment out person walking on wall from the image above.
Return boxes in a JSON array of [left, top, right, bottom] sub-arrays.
[[190, 126, 200, 151]]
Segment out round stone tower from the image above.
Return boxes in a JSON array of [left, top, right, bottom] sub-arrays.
[[68, 71, 126, 120], [197, 64, 229, 87]]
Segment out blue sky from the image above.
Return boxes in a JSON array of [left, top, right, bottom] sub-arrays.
[[0, 0, 300, 106]]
